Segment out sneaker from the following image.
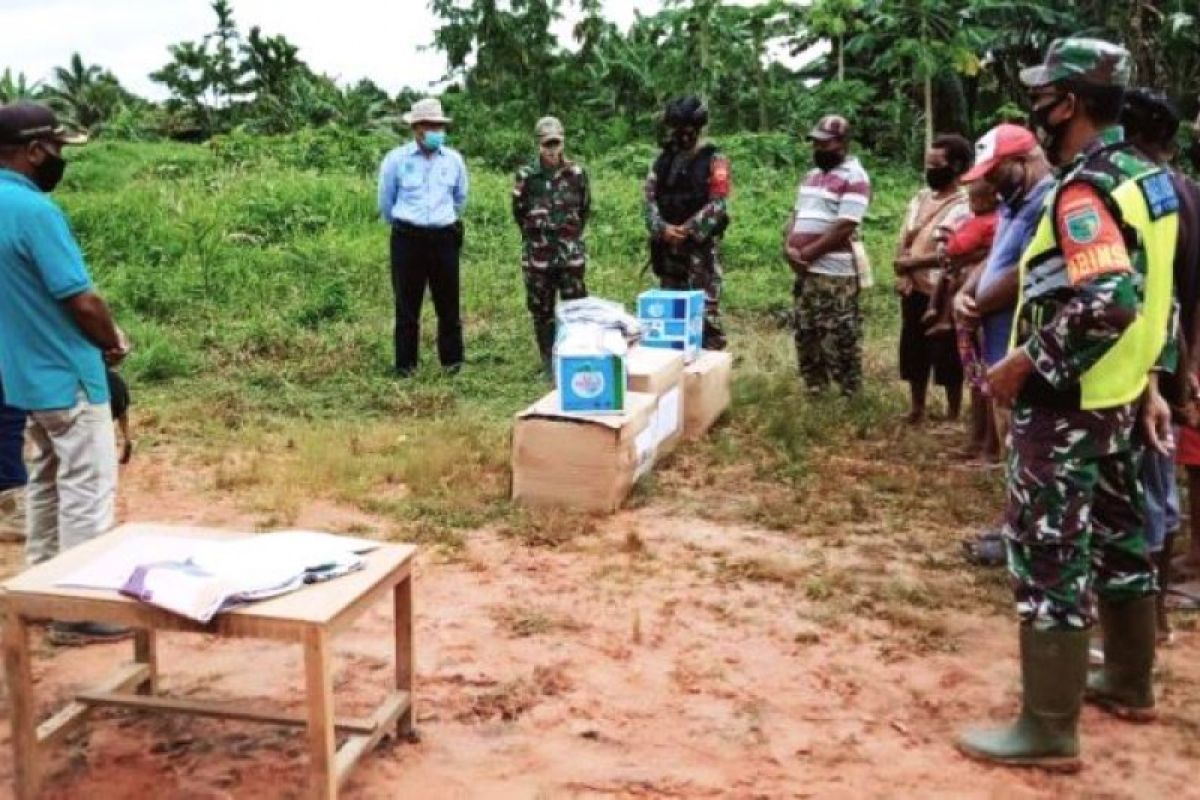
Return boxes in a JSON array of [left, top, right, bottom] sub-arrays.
[[47, 621, 135, 646]]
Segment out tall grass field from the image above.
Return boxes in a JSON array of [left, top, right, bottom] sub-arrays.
[[59, 129, 929, 542]]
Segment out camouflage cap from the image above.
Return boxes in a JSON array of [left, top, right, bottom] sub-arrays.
[[535, 116, 565, 142], [1019, 38, 1131, 89]]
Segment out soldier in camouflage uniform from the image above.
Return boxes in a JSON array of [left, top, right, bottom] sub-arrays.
[[512, 117, 591, 370], [958, 39, 1180, 771], [644, 96, 731, 350]]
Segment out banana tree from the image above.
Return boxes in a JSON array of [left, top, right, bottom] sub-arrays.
[[845, 0, 982, 150], [806, 0, 865, 82]]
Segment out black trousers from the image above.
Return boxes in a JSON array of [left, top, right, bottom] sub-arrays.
[[898, 290, 962, 389], [390, 223, 464, 373]]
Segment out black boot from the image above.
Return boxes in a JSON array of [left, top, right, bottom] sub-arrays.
[[534, 321, 556, 378], [1085, 595, 1157, 722], [957, 624, 1088, 771]]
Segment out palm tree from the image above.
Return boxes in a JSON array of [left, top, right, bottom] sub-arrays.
[[0, 69, 42, 103], [44, 52, 125, 130]]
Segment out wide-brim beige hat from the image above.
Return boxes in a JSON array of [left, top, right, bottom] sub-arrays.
[[402, 98, 452, 125]]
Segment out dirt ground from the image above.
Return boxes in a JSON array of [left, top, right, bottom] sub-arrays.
[[0, 441, 1197, 800]]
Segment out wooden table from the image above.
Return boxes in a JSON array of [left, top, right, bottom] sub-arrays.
[[0, 523, 417, 799]]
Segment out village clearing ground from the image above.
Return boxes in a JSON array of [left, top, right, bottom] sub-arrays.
[[0, 135, 1195, 797], [0, 327, 1196, 799]]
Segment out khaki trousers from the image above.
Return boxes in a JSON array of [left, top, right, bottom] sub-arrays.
[[25, 396, 117, 566]]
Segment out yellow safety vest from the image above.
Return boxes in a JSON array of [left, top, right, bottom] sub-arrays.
[[1012, 167, 1179, 410]]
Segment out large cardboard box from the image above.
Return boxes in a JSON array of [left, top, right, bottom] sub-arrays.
[[637, 289, 705, 363], [684, 350, 732, 440], [512, 391, 658, 512], [626, 347, 685, 459]]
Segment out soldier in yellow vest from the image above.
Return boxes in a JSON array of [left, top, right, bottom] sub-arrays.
[[958, 39, 1179, 771]]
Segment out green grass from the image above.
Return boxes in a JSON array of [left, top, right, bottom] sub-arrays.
[[57, 132, 928, 537]]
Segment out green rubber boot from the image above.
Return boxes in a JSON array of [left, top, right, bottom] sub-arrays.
[[957, 624, 1089, 772], [1085, 595, 1157, 722]]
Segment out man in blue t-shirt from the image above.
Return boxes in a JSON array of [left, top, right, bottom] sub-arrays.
[[0, 103, 130, 645], [954, 124, 1055, 566]]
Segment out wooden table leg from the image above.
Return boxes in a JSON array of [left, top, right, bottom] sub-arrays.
[[3, 610, 40, 799], [134, 629, 157, 695], [303, 626, 337, 800], [394, 574, 414, 737]]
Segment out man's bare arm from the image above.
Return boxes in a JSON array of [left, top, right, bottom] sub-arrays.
[[62, 291, 127, 362]]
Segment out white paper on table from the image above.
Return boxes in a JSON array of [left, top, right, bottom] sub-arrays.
[[57, 536, 226, 591], [56, 531, 372, 592], [253, 530, 380, 554], [191, 534, 367, 582]]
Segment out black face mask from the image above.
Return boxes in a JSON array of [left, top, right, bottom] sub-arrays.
[[813, 149, 844, 171], [671, 127, 698, 151], [1188, 139, 1200, 172], [33, 150, 66, 193], [925, 166, 956, 191], [1030, 94, 1070, 166]]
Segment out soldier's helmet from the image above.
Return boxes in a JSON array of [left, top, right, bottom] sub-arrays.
[[1020, 38, 1132, 89], [663, 96, 708, 129]]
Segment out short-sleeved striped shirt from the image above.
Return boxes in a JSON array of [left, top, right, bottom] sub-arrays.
[[791, 155, 871, 277]]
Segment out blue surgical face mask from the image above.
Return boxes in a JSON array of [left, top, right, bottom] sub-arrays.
[[422, 130, 446, 151]]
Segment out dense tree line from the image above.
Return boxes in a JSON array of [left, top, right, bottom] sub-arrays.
[[1, 0, 1197, 165]]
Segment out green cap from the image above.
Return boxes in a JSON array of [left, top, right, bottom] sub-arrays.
[[1020, 37, 1131, 89]]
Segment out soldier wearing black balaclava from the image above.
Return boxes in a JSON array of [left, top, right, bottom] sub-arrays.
[[643, 96, 731, 350]]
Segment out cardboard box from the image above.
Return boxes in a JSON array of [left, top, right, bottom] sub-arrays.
[[556, 353, 626, 414], [626, 347, 683, 395], [684, 350, 732, 440], [512, 391, 658, 512], [626, 347, 685, 459], [637, 289, 705, 363]]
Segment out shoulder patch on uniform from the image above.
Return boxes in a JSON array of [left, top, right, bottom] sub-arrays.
[[1138, 171, 1179, 221], [1064, 205, 1101, 244]]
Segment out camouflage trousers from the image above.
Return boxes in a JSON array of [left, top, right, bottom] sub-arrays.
[[523, 262, 588, 364], [793, 273, 862, 395], [1004, 400, 1156, 631], [656, 242, 727, 350]]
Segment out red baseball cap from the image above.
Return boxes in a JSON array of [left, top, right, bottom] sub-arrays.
[[961, 124, 1037, 182]]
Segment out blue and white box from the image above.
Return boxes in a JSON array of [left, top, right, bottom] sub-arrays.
[[637, 289, 705, 363], [556, 355, 626, 413], [553, 322, 628, 414]]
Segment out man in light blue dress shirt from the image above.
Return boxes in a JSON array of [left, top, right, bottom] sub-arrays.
[[377, 98, 469, 375]]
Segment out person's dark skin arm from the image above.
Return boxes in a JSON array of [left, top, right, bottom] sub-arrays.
[[959, 259, 984, 297], [953, 260, 986, 327], [894, 251, 942, 273], [797, 218, 856, 264], [973, 269, 1019, 316], [62, 291, 128, 364]]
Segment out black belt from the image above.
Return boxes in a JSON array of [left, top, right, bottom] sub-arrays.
[[392, 220, 458, 241]]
